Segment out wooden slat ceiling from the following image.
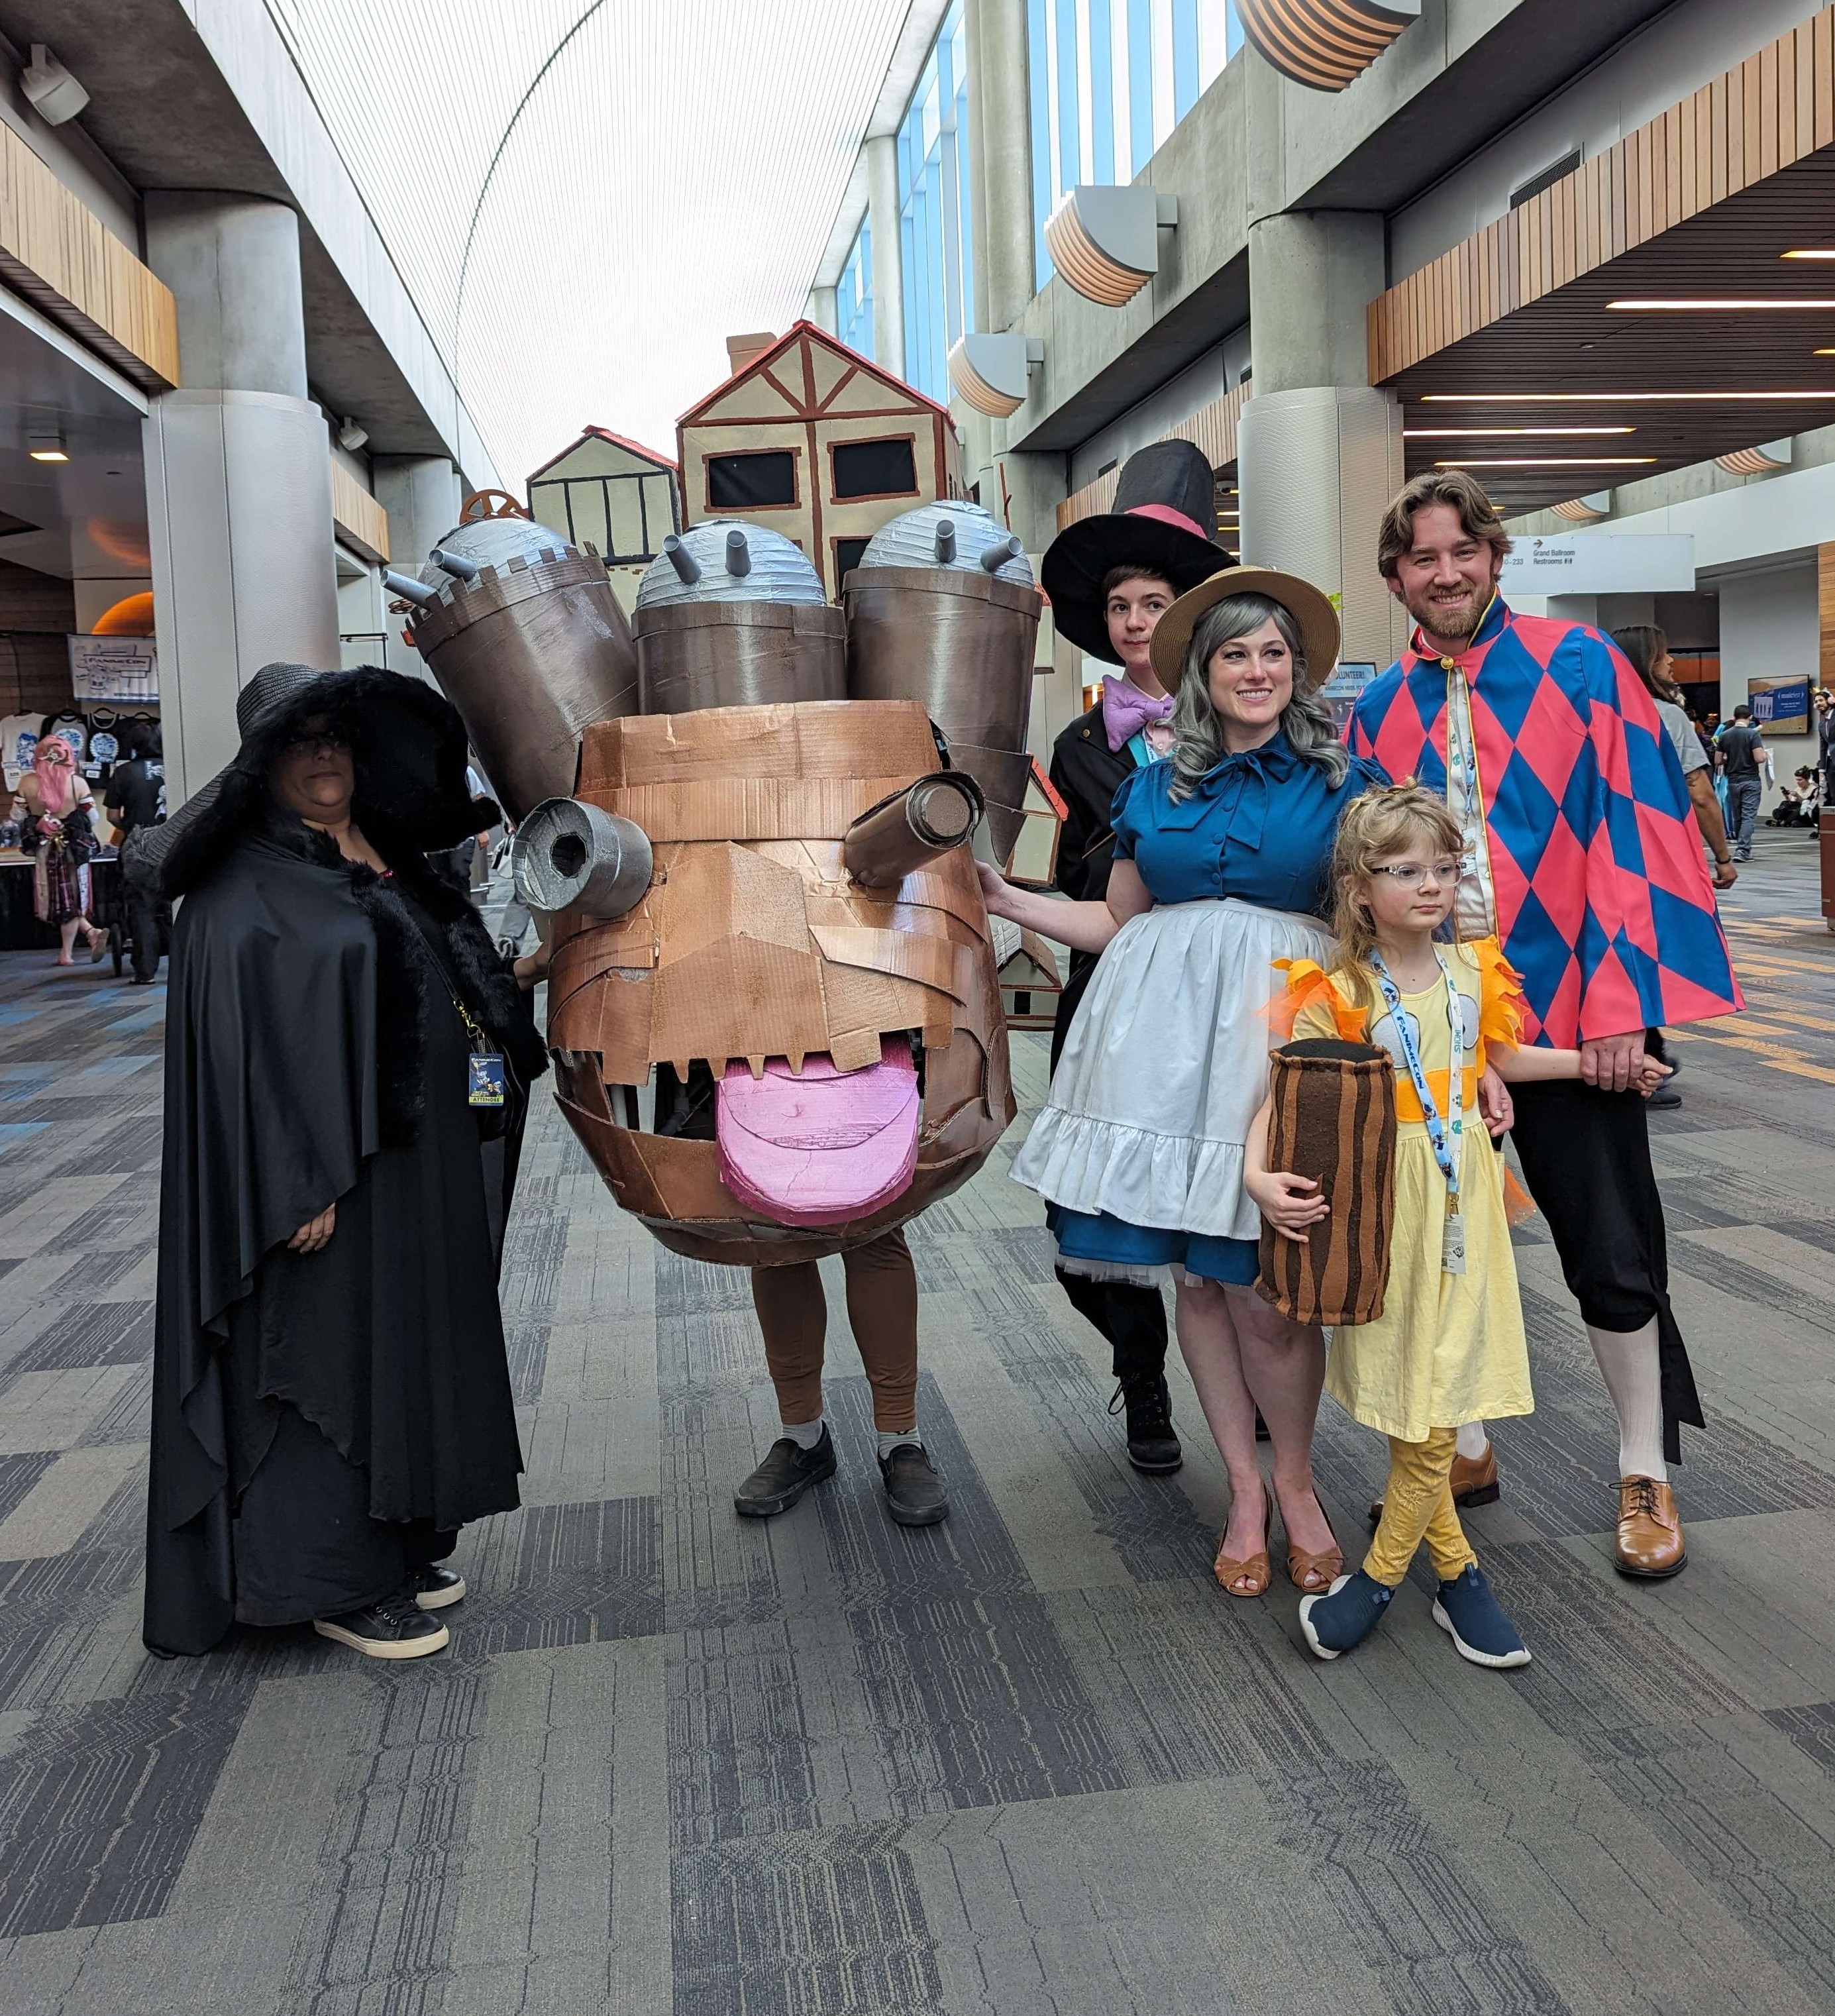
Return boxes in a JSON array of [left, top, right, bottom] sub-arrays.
[[1369, 7, 1835, 515]]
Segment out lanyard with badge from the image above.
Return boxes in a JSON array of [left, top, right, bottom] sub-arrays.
[[1371, 947, 1467, 1274]]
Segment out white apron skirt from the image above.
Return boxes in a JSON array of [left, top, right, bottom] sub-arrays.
[[1012, 896, 1333, 1253]]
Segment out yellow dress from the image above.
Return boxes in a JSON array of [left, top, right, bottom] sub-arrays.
[[1284, 940, 1534, 1443]]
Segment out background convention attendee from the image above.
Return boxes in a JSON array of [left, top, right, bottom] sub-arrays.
[[103, 718, 170, 983], [12, 733, 105, 967], [1718, 704, 1771, 863], [136, 663, 549, 1663]]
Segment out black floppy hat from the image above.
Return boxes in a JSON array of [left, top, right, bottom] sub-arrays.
[[1041, 439, 1227, 663], [126, 662, 498, 900]]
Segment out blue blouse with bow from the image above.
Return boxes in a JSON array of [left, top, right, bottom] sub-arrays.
[[1110, 732, 1388, 918]]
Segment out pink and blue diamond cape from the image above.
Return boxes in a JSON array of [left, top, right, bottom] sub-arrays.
[[1349, 597, 1742, 1048]]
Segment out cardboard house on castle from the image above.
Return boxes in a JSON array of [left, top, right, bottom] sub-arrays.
[[677, 324, 965, 600], [527, 428, 682, 613]]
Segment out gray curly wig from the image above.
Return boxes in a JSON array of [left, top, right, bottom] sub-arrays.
[[1167, 593, 1348, 802]]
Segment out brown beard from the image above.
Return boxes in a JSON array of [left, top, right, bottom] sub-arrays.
[[1402, 582, 1489, 645]]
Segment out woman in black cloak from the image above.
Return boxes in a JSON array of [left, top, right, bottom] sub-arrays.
[[134, 662, 549, 1661]]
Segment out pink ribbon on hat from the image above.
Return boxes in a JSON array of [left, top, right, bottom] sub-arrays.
[[1124, 502, 1210, 539]]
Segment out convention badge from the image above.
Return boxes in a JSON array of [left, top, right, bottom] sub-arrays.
[[1441, 1210, 1467, 1276], [468, 1052, 507, 1107]]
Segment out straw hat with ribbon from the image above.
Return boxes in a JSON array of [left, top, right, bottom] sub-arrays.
[[1147, 566, 1341, 697]]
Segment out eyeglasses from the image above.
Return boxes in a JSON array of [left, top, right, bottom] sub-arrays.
[[282, 729, 349, 755], [1373, 859, 1461, 890]]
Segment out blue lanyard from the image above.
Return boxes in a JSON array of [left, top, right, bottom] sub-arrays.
[[1371, 949, 1463, 1207]]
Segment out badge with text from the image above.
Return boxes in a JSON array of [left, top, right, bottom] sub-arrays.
[[1441, 1210, 1467, 1277], [468, 1052, 507, 1107]]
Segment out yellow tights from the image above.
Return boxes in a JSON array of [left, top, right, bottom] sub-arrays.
[[1364, 1426, 1479, 1587]]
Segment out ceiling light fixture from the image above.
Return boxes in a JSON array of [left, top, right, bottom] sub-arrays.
[[1432, 456, 1656, 468], [26, 427, 68, 462], [336, 416, 369, 452], [1420, 391, 1835, 402], [1606, 298, 1835, 310], [1403, 426, 1635, 437], [1781, 250, 1835, 258]]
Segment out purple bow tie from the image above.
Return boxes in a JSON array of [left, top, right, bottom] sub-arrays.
[[1102, 676, 1173, 753]]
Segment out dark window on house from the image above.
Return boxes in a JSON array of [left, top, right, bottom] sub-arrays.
[[708, 449, 796, 509], [831, 437, 917, 500], [1510, 149, 1581, 209], [834, 536, 872, 586]]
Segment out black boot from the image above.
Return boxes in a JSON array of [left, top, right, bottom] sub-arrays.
[[1110, 1373, 1182, 1473], [733, 1425, 837, 1518]]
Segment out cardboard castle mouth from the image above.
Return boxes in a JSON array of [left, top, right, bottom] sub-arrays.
[[544, 700, 1014, 1266]]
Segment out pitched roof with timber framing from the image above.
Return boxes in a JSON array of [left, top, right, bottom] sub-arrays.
[[1367, 7, 1835, 514], [678, 321, 953, 431]]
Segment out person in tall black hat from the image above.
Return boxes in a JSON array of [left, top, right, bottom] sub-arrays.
[[1039, 439, 1227, 1474], [132, 663, 550, 1662]]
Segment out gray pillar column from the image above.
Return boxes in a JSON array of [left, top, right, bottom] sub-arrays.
[[808, 286, 838, 336], [372, 455, 460, 680], [1237, 209, 1406, 671], [974, 0, 1035, 331], [141, 192, 339, 804], [866, 135, 904, 378]]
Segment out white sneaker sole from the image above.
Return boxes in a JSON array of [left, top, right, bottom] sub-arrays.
[[313, 1617, 450, 1659], [415, 1577, 466, 1611], [1297, 1573, 1355, 1660], [1432, 1599, 1530, 1669]]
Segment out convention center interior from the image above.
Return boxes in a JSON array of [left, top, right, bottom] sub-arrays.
[[1, 2, 1834, 2012]]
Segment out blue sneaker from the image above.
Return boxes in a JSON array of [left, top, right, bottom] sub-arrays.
[[1432, 1564, 1530, 1669], [1298, 1569, 1392, 1661]]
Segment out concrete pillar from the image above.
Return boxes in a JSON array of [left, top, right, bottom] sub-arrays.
[[372, 455, 460, 680], [866, 135, 904, 378], [141, 192, 339, 804], [963, 0, 992, 334], [1237, 209, 1406, 671], [974, 0, 1035, 331], [808, 286, 838, 336]]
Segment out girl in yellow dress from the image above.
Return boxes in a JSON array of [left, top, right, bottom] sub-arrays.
[[1244, 784, 1667, 1669]]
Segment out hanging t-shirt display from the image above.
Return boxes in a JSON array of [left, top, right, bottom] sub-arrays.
[[1, 714, 38, 788], [39, 712, 88, 764]]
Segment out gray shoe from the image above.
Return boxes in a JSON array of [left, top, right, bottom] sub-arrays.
[[734, 1425, 836, 1517], [878, 1442, 949, 1526]]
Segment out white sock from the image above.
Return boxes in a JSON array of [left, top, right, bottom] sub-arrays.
[[876, 1427, 921, 1458], [1586, 1319, 1667, 1481], [1454, 1421, 1490, 1461], [780, 1415, 825, 1450]]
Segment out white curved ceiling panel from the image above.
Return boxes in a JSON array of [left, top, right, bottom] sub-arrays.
[[266, 0, 908, 481]]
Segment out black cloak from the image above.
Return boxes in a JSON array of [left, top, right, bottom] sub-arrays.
[[139, 664, 549, 1656]]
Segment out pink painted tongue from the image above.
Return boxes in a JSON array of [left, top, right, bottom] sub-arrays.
[[716, 1038, 919, 1226]]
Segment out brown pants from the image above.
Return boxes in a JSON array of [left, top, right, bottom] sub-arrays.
[[749, 1230, 919, 1432]]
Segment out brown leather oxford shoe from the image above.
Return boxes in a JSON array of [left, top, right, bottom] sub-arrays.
[[1615, 1475, 1687, 1579]]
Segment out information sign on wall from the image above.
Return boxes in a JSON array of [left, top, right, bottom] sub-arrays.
[[69, 635, 158, 702], [1497, 533, 1695, 595], [1748, 675, 1810, 735]]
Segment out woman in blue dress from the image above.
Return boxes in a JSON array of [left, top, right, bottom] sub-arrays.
[[981, 567, 1385, 1598]]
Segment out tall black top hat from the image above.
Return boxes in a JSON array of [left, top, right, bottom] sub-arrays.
[[1041, 439, 1226, 664]]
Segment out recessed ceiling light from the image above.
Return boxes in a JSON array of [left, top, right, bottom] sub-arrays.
[[1606, 298, 1835, 309], [1432, 457, 1657, 468], [1782, 250, 1835, 259], [26, 427, 66, 462], [1404, 426, 1636, 437], [1420, 392, 1835, 402]]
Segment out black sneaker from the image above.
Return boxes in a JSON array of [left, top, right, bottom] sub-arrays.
[[313, 1589, 450, 1660], [410, 1564, 466, 1610], [1646, 1085, 1682, 1109], [734, 1425, 836, 1518], [878, 1442, 949, 1526], [1108, 1375, 1182, 1473]]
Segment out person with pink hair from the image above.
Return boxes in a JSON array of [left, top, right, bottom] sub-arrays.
[[11, 733, 105, 965]]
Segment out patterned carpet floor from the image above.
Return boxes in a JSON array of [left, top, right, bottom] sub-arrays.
[[0, 831, 1832, 2013]]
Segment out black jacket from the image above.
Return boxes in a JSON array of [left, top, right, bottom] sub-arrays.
[[1046, 700, 1141, 1069]]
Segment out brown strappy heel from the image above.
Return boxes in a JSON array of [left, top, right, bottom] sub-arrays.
[[1279, 1484, 1343, 1595], [1213, 1495, 1273, 1599]]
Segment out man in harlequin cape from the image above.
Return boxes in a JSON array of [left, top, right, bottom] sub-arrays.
[[1350, 469, 1742, 1583]]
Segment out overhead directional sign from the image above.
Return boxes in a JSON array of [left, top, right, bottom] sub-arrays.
[[1499, 533, 1695, 595]]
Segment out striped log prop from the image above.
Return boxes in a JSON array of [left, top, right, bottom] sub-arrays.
[[1255, 1038, 1397, 1328]]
